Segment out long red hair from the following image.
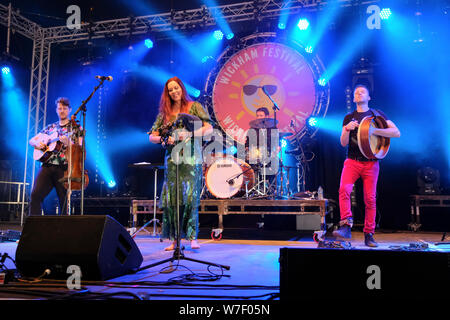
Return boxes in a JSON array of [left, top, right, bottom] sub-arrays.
[[159, 76, 192, 124]]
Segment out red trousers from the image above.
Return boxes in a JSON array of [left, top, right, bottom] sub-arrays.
[[339, 158, 379, 234]]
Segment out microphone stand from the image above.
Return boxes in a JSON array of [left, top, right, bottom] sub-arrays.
[[138, 119, 230, 273], [262, 87, 280, 198], [71, 78, 106, 215]]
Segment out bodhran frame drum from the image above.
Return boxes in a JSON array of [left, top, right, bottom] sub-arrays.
[[205, 156, 255, 199], [357, 115, 390, 160]]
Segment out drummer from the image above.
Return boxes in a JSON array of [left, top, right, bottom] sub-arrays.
[[255, 107, 270, 120], [245, 107, 280, 167]]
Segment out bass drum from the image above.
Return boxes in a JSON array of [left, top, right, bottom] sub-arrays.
[[205, 156, 255, 199]]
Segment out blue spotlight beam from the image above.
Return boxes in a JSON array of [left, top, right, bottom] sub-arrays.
[[320, 26, 372, 85], [203, 0, 233, 38], [277, 0, 292, 30], [307, 2, 342, 53], [1, 68, 28, 157]]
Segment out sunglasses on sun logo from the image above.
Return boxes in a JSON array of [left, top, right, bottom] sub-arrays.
[[242, 84, 277, 96]]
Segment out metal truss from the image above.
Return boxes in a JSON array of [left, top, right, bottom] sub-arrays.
[[0, 0, 378, 223], [41, 0, 379, 43]]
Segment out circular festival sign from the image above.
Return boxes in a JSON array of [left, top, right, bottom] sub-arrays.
[[212, 41, 319, 144]]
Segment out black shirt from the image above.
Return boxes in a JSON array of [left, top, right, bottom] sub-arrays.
[[342, 108, 388, 161]]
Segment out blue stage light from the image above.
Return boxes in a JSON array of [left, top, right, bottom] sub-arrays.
[[1, 66, 10, 75], [144, 39, 154, 49], [305, 46, 313, 53], [278, 22, 286, 30], [297, 18, 310, 30], [213, 30, 224, 40], [108, 180, 116, 188], [226, 32, 234, 40], [380, 8, 392, 20], [308, 117, 318, 127], [318, 78, 327, 86], [281, 139, 287, 149]]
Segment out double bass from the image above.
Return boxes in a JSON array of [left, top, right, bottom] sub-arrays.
[[61, 116, 89, 190]]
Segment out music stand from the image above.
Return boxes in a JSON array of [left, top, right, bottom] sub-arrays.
[[128, 162, 164, 237], [138, 114, 230, 273]]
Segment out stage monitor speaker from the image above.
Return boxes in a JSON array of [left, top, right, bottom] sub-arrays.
[[280, 247, 449, 300], [15, 215, 143, 281]]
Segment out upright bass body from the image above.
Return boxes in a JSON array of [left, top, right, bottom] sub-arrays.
[[62, 143, 89, 190], [60, 118, 89, 190], [357, 114, 390, 160]]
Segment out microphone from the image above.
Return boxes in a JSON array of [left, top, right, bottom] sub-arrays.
[[95, 75, 113, 81]]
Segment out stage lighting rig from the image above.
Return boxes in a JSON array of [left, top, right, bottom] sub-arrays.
[[417, 167, 441, 195], [352, 57, 374, 93]]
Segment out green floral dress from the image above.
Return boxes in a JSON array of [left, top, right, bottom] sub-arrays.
[[151, 102, 212, 241]]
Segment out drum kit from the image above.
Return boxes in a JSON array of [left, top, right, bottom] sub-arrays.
[[201, 117, 297, 200]]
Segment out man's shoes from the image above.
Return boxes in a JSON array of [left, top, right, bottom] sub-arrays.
[[364, 233, 378, 247], [332, 224, 352, 240]]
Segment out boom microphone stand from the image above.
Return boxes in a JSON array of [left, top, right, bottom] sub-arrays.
[[61, 77, 107, 215], [262, 86, 280, 198], [138, 114, 230, 272]]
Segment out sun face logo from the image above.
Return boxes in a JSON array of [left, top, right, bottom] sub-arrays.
[[212, 42, 317, 144]]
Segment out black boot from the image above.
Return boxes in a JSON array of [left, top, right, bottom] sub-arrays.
[[332, 224, 352, 240], [364, 233, 378, 247]]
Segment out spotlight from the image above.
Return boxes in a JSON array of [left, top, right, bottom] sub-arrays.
[[297, 18, 310, 30], [144, 39, 154, 49], [380, 8, 392, 20], [318, 78, 327, 86], [192, 89, 201, 98], [226, 32, 234, 40], [278, 22, 286, 30], [213, 30, 224, 40], [1, 66, 10, 75], [307, 117, 318, 128], [417, 167, 441, 194], [305, 46, 313, 54], [201, 56, 213, 63], [226, 145, 238, 155], [281, 139, 287, 149], [108, 180, 117, 188]]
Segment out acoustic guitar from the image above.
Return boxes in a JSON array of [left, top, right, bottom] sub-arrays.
[[32, 131, 64, 163]]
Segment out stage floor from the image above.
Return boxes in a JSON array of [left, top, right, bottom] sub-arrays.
[[0, 228, 449, 302]]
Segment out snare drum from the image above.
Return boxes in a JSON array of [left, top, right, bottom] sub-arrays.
[[205, 156, 255, 198]]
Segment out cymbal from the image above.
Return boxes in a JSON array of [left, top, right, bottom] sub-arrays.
[[128, 162, 165, 169], [249, 118, 278, 129], [279, 132, 294, 138]]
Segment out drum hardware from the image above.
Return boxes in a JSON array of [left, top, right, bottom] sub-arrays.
[[248, 118, 278, 129], [204, 156, 255, 199]]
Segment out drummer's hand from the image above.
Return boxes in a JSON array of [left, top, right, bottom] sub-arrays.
[[345, 121, 359, 131]]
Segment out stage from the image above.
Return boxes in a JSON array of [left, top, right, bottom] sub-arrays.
[[0, 227, 448, 301]]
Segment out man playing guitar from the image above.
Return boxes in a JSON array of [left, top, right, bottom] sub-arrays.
[[28, 97, 82, 216]]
